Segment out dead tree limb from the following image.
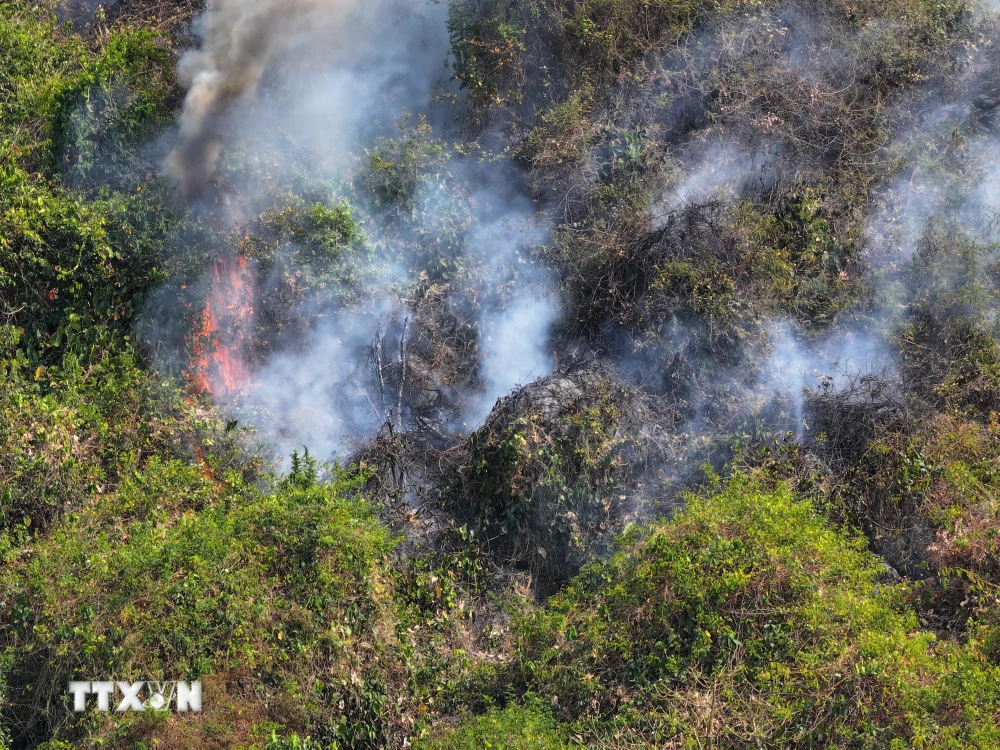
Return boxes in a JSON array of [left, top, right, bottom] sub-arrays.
[[397, 316, 410, 431]]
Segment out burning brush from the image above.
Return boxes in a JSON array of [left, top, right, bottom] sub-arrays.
[[187, 254, 255, 397]]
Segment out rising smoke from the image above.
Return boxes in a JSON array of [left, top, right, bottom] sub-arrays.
[[154, 0, 1000, 475], [157, 0, 560, 463], [165, 0, 359, 197], [637, 6, 973, 441]]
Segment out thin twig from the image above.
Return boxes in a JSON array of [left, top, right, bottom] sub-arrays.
[[397, 316, 410, 431]]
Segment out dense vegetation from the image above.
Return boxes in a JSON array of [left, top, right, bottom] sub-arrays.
[[4, 0, 1000, 747]]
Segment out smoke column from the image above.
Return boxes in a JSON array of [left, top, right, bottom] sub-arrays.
[[153, 0, 560, 465], [165, 0, 355, 197]]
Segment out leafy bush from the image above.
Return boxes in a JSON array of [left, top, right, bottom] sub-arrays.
[[0, 330, 195, 553], [559, 0, 715, 81], [0, 5, 182, 363], [0, 5, 172, 180], [355, 117, 475, 282], [0, 464, 402, 748], [0, 4, 92, 164], [445, 365, 666, 587], [415, 702, 567, 749], [497, 476, 1000, 746], [516, 90, 592, 169], [54, 26, 173, 190], [448, 0, 526, 110]]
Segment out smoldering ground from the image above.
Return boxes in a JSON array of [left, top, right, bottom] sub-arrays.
[[148, 0, 1000, 543], [641, 8, 1000, 443], [150, 0, 560, 465], [158, 1, 859, 461], [218, 184, 560, 464]]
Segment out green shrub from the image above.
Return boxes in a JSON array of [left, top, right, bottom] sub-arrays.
[[0, 3, 90, 164], [560, 0, 712, 81], [415, 702, 567, 749], [54, 26, 173, 190], [263, 730, 328, 749], [516, 90, 592, 169], [355, 117, 476, 282], [500, 476, 1000, 746], [0, 5, 172, 179], [0, 5, 182, 361], [0, 335, 191, 553], [448, 369, 654, 587], [448, 1, 526, 109], [899, 225, 1000, 419], [0, 464, 402, 747], [0, 139, 190, 362]]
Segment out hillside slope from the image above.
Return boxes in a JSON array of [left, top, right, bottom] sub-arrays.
[[3, 0, 1000, 747]]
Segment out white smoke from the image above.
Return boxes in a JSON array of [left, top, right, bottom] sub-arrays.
[[236, 300, 396, 460], [161, 0, 560, 462], [763, 322, 893, 441], [651, 138, 782, 228], [466, 290, 559, 427], [166, 0, 353, 195]]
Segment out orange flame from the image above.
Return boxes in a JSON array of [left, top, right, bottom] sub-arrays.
[[189, 255, 254, 397]]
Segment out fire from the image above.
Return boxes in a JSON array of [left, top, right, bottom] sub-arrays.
[[189, 255, 254, 397]]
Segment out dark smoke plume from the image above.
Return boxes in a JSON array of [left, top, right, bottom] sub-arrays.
[[165, 0, 353, 196]]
